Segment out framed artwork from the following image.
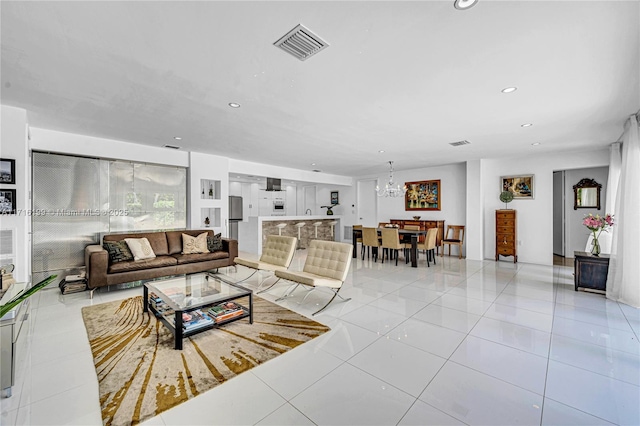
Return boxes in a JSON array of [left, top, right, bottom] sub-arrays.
[[0, 189, 16, 214], [501, 175, 534, 199], [0, 158, 16, 184], [405, 180, 441, 211], [330, 191, 339, 205]]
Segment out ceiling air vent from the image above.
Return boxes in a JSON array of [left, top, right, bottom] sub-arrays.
[[162, 144, 181, 150], [449, 140, 471, 147], [274, 24, 329, 61]]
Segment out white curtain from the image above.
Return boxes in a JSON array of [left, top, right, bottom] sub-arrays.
[[585, 142, 621, 254], [607, 115, 640, 307]]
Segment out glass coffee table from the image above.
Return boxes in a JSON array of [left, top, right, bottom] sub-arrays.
[[143, 272, 252, 350]]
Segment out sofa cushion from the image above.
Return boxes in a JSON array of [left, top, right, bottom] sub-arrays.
[[166, 230, 214, 255], [107, 255, 177, 273], [124, 238, 156, 261], [103, 240, 133, 263], [207, 233, 223, 252], [182, 232, 209, 254], [172, 251, 229, 265], [103, 232, 169, 256]]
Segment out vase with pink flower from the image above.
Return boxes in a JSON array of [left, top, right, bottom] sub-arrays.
[[582, 213, 614, 256]]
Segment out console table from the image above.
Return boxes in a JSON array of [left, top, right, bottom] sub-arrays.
[[1, 282, 31, 398], [574, 251, 610, 292]]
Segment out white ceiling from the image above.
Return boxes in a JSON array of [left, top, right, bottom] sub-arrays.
[[1, 1, 639, 177]]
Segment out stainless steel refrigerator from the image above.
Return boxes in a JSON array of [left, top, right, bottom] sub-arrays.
[[228, 196, 243, 240]]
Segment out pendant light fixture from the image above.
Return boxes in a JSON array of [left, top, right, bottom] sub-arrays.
[[375, 161, 407, 198]]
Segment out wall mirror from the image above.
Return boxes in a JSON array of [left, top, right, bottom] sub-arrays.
[[573, 178, 601, 210]]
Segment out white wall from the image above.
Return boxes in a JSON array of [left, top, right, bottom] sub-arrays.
[[30, 128, 189, 167], [0, 106, 30, 282], [564, 166, 609, 256], [466, 160, 483, 260], [189, 152, 229, 235], [481, 149, 608, 265]]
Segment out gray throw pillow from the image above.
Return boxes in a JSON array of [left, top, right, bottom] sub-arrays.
[[207, 233, 223, 252], [103, 240, 134, 263]]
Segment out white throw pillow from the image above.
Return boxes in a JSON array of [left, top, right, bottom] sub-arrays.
[[124, 238, 156, 261], [182, 232, 208, 254]]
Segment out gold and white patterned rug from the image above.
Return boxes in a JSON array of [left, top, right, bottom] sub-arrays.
[[81, 295, 330, 426]]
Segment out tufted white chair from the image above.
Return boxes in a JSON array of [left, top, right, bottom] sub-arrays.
[[233, 235, 297, 292], [272, 240, 353, 315]]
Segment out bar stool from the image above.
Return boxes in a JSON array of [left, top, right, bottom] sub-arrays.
[[329, 220, 338, 240], [313, 221, 323, 238], [276, 223, 287, 236], [295, 222, 306, 249]]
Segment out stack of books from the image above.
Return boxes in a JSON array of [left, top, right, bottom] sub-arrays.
[[149, 292, 173, 315], [208, 301, 245, 323], [180, 309, 214, 331]]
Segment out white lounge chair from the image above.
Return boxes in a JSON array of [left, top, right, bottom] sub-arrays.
[[233, 235, 297, 292], [273, 240, 353, 316]]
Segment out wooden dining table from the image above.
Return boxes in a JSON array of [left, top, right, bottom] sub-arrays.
[[352, 227, 426, 268]]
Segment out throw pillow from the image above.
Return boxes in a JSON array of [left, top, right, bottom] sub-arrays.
[[207, 233, 223, 252], [103, 240, 134, 263], [182, 232, 208, 254], [124, 238, 156, 261]]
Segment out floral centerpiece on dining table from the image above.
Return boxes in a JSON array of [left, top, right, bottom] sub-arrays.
[[582, 213, 614, 256]]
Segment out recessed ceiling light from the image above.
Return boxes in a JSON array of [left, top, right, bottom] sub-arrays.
[[378, 150, 385, 153], [228, 103, 241, 108], [501, 87, 517, 93], [521, 123, 533, 127], [531, 142, 541, 146], [311, 163, 316, 166], [173, 136, 182, 140], [454, 0, 479, 10]]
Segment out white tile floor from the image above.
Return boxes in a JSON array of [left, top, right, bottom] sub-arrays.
[[2, 249, 639, 426]]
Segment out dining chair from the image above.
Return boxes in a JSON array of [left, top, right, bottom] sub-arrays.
[[353, 224, 364, 256], [418, 228, 438, 267], [441, 225, 465, 259], [402, 224, 421, 260], [361, 227, 380, 261], [380, 227, 404, 265]]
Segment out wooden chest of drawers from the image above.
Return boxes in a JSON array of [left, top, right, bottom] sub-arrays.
[[495, 210, 517, 263]]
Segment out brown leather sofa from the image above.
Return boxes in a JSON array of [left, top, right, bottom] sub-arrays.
[[84, 229, 238, 290]]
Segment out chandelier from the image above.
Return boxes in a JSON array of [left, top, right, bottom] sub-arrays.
[[375, 161, 407, 198]]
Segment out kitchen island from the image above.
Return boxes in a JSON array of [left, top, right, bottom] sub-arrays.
[[238, 216, 342, 255]]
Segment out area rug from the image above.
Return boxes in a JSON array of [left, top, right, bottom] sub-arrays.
[[81, 295, 330, 426]]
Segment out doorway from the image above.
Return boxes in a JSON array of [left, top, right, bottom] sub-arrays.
[[356, 179, 377, 226]]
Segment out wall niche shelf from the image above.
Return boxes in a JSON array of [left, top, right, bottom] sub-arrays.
[[200, 179, 221, 200], [201, 208, 221, 228]]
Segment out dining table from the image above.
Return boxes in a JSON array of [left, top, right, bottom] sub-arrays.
[[352, 227, 426, 268]]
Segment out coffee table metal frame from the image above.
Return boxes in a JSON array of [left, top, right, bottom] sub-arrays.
[[143, 272, 253, 350]]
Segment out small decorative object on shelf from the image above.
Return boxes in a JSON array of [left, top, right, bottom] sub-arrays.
[[201, 187, 205, 197], [321, 204, 338, 215], [582, 213, 614, 256], [412, 216, 421, 220], [204, 217, 210, 227], [208, 184, 214, 199], [499, 190, 514, 209]]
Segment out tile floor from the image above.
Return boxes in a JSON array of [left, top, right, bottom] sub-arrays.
[[1, 249, 639, 425]]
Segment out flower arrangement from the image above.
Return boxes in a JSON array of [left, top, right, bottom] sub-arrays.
[[582, 213, 614, 256]]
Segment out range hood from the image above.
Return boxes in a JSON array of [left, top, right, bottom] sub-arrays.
[[266, 178, 282, 191]]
